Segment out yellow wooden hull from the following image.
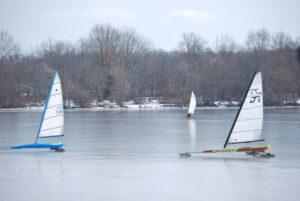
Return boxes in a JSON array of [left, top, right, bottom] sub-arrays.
[[179, 144, 274, 158], [202, 144, 270, 153]]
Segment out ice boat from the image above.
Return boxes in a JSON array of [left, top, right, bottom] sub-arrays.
[[187, 91, 196, 118], [11, 71, 65, 152], [180, 72, 274, 158]]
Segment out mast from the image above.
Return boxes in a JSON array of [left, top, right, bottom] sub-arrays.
[[34, 71, 57, 143], [223, 72, 258, 148]]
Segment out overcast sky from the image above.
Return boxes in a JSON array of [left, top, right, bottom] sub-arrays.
[[0, 0, 299, 51]]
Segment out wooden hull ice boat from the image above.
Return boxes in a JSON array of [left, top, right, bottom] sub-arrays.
[[179, 72, 275, 158]]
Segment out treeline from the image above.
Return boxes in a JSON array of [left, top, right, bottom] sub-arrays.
[[0, 25, 300, 107]]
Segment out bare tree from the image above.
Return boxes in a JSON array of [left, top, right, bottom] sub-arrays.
[[246, 28, 270, 51], [271, 32, 295, 50], [297, 47, 300, 64], [0, 30, 21, 107], [0, 30, 19, 60], [1, 26, 300, 108], [214, 34, 238, 53], [179, 32, 208, 54]]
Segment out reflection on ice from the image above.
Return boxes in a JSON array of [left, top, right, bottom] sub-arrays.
[[188, 119, 197, 149]]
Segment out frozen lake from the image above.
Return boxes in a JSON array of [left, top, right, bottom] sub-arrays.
[[1, 107, 300, 201]]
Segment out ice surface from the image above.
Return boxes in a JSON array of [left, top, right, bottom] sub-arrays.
[[1, 108, 300, 201]]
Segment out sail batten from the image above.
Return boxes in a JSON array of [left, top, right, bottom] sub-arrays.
[[43, 114, 64, 121], [37, 72, 64, 139], [224, 72, 264, 147], [237, 117, 262, 121], [232, 129, 262, 133]]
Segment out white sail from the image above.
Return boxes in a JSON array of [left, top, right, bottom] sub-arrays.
[[38, 72, 64, 138], [228, 72, 263, 144], [188, 91, 196, 115]]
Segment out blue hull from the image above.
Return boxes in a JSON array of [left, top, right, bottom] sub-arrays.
[[11, 143, 64, 149]]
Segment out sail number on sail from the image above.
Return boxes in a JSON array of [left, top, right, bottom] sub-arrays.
[[56, 105, 63, 115], [249, 88, 262, 103]]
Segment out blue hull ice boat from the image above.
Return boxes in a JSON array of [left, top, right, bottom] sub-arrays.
[[11, 71, 65, 152]]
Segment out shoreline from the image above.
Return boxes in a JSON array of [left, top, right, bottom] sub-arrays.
[[0, 105, 299, 112]]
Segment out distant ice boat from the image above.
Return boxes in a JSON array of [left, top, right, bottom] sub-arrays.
[[180, 72, 275, 158], [11, 71, 65, 152], [187, 91, 196, 118]]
